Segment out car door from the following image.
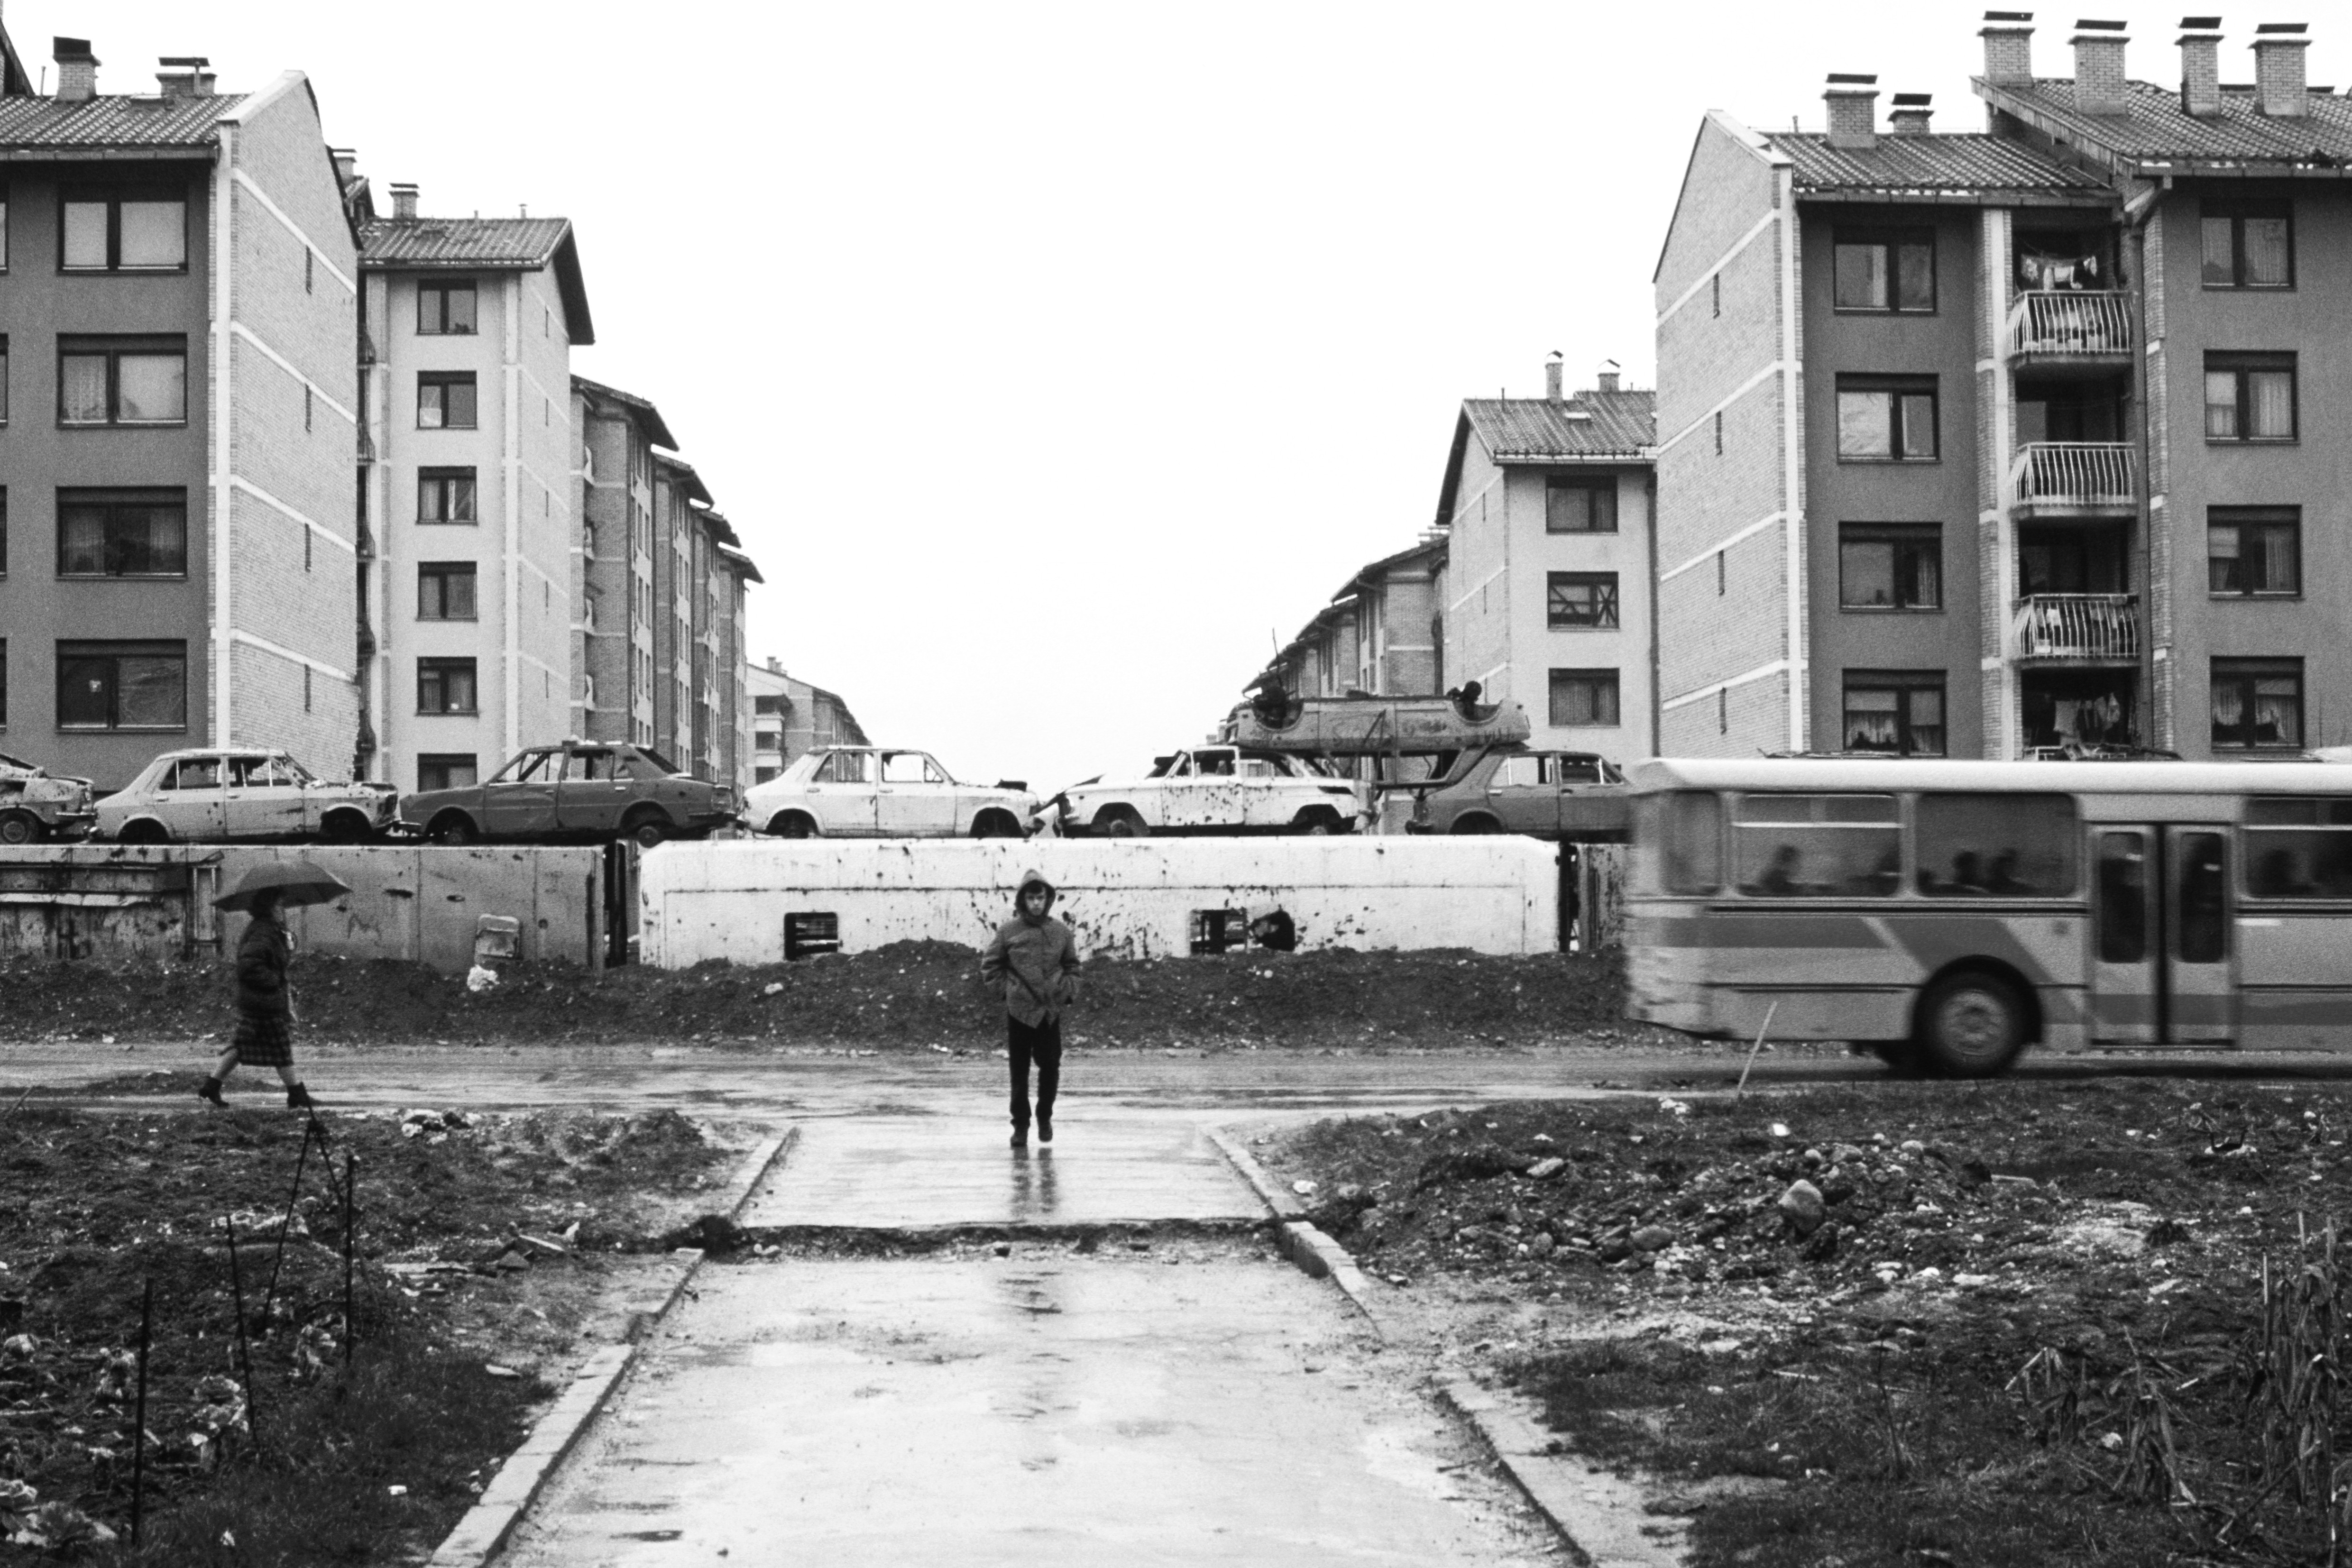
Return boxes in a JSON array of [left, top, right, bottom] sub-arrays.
[[482, 750, 559, 838], [556, 748, 630, 835], [153, 755, 225, 840], [1480, 753, 1561, 836], [223, 755, 307, 839], [877, 751, 958, 836], [808, 750, 879, 835]]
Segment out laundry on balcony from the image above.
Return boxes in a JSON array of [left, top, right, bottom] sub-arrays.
[[2011, 593, 2140, 663], [2006, 290, 2131, 358]]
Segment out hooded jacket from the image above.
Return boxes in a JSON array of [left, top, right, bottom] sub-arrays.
[[980, 869, 1081, 1027]]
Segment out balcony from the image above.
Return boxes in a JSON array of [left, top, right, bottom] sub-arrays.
[[2006, 290, 2132, 367], [2011, 593, 2141, 664], [2010, 441, 2134, 519]]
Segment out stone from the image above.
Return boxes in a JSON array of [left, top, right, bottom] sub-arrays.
[[1528, 1233, 1556, 1257], [493, 1250, 531, 1273], [1832, 1144, 1867, 1164], [1597, 1238, 1634, 1264], [1778, 1180, 1827, 1238], [1800, 1221, 1840, 1262], [1901, 1139, 1926, 1155], [1524, 1156, 1567, 1181], [1630, 1224, 1675, 1253]]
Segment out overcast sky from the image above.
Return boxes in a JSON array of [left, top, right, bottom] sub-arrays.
[[9, 2, 2343, 788]]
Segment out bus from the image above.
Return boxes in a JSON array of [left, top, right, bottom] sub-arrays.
[[1624, 758, 2352, 1077]]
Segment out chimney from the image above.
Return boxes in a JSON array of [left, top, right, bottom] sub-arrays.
[[53, 37, 97, 103], [389, 183, 419, 221], [1544, 352, 1565, 404], [1981, 11, 2036, 85], [2179, 18, 2224, 116], [2072, 20, 2129, 115], [2253, 23, 2311, 117], [1824, 73, 1879, 151], [1888, 92, 1936, 133], [1595, 359, 1621, 394], [329, 147, 358, 185]]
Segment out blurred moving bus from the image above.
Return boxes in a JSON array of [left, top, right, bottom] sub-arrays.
[[1625, 759, 2352, 1077]]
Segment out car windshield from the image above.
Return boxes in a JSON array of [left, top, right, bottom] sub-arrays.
[[778, 752, 825, 785], [638, 748, 685, 777], [491, 751, 555, 784]]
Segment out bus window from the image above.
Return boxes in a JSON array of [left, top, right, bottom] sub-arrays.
[[2244, 798, 2352, 898], [2178, 832, 2227, 963], [2097, 832, 2148, 963], [1654, 791, 1721, 893], [1916, 793, 2078, 897], [1734, 794, 1900, 898]]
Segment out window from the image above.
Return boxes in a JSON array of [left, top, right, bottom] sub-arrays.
[[416, 562, 478, 620], [1716, 550, 1725, 596], [2202, 200, 2292, 289], [417, 280, 476, 335], [1548, 668, 1620, 727], [1735, 793, 1901, 898], [1545, 477, 1617, 533], [57, 337, 186, 425], [817, 750, 873, 784], [0, 641, 6, 727], [2211, 658, 2301, 750], [1916, 793, 2077, 898], [418, 753, 478, 792], [2208, 507, 2299, 597], [0, 488, 7, 576], [2097, 831, 2149, 962], [1547, 572, 1619, 629], [1842, 671, 1946, 756], [59, 189, 186, 271], [1711, 273, 1720, 317], [2244, 798, 2352, 899], [55, 641, 185, 730], [1837, 376, 1938, 460], [2205, 353, 2296, 441], [417, 373, 478, 430], [1713, 410, 1723, 455], [0, 333, 8, 423], [162, 756, 220, 791], [56, 489, 186, 577], [1838, 523, 1941, 610], [418, 468, 476, 523], [417, 658, 478, 715], [1833, 228, 1935, 312], [1650, 791, 1722, 894]]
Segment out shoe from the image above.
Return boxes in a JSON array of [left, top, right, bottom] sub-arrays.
[[285, 1083, 316, 1110], [196, 1077, 226, 1107], [1010, 1125, 1029, 1149], [1038, 1115, 1054, 1145]]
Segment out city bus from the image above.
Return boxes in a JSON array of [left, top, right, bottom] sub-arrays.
[[1624, 758, 2352, 1076]]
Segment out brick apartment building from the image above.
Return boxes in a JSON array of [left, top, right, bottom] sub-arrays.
[[746, 659, 867, 783], [1259, 536, 1445, 702], [1656, 14, 2352, 760], [0, 33, 362, 791], [571, 376, 670, 752]]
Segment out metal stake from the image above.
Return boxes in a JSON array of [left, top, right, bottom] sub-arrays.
[[1734, 1001, 1780, 1100], [342, 1149, 356, 1365], [224, 1214, 262, 1450], [262, 1117, 322, 1320], [130, 1279, 153, 1545]]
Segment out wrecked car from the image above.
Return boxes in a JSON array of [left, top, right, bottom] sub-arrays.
[[742, 746, 1034, 838], [0, 751, 96, 845], [1401, 747, 1631, 840], [1050, 745, 1367, 837], [94, 749, 398, 844], [400, 740, 732, 848]]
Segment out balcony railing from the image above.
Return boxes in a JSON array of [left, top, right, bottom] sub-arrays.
[[2006, 289, 2132, 359], [2010, 441, 2134, 515], [2012, 593, 2141, 663]]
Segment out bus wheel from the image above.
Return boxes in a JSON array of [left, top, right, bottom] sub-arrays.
[[1917, 970, 2027, 1078]]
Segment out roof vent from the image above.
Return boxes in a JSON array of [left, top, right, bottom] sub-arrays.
[[1889, 92, 1935, 134], [390, 182, 419, 222], [1824, 73, 1880, 151], [2179, 18, 2225, 116], [53, 37, 97, 103], [2071, 19, 2130, 116], [2253, 22, 2311, 118], [1981, 11, 2036, 86], [1544, 352, 1565, 404], [155, 55, 214, 98]]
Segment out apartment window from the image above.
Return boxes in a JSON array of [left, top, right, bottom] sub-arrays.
[[0, 640, 6, 726], [59, 189, 187, 272], [58, 337, 187, 426], [1546, 572, 1619, 629], [2212, 658, 2302, 750], [1842, 671, 1946, 756], [1548, 668, 1620, 727], [0, 488, 7, 575], [2202, 201, 2292, 289], [2208, 507, 2300, 597], [56, 489, 187, 577], [418, 753, 478, 792], [1545, 477, 1617, 533], [55, 641, 186, 730], [417, 279, 477, 335], [416, 562, 478, 620], [1838, 523, 1942, 610], [417, 372, 478, 430], [1837, 376, 1938, 460], [2205, 354, 2296, 442], [417, 658, 478, 715], [0, 334, 8, 423], [418, 468, 477, 523], [1833, 228, 1935, 312]]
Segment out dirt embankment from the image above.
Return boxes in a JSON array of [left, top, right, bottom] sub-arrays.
[[0, 942, 1630, 1049]]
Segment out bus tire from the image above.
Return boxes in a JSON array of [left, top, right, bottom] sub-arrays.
[[1915, 969, 2028, 1078]]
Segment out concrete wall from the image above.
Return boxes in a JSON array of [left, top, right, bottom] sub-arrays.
[[639, 838, 1561, 965]]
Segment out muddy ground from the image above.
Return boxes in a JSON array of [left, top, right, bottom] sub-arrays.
[[0, 1102, 743, 1564], [1265, 1078, 2352, 1567], [0, 942, 1632, 1051]]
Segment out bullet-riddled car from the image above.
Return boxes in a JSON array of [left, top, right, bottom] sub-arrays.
[[95, 749, 398, 844], [1405, 747, 1630, 840], [1052, 745, 1366, 837], [400, 741, 734, 848], [743, 747, 1035, 838], [0, 751, 97, 844]]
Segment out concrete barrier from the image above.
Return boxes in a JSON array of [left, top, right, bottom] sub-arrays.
[[636, 837, 1560, 966]]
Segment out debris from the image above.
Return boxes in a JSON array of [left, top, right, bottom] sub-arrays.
[[484, 1364, 520, 1380], [1770, 1122, 1792, 1138], [1292, 1179, 1318, 1195], [1777, 1179, 1828, 1238], [1525, 1156, 1567, 1181], [465, 964, 500, 993]]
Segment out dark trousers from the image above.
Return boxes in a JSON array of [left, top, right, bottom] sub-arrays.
[[1008, 1015, 1062, 1129]]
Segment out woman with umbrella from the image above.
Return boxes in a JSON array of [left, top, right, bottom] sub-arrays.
[[196, 862, 348, 1109]]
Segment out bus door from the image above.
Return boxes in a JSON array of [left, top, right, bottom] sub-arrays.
[[2091, 826, 2235, 1045]]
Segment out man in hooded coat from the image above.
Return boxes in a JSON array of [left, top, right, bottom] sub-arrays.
[[981, 869, 1082, 1147]]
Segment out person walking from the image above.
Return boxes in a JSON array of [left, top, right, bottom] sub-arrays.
[[980, 869, 1081, 1148], [197, 866, 345, 1109]]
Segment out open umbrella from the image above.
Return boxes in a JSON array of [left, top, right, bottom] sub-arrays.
[[212, 861, 351, 914]]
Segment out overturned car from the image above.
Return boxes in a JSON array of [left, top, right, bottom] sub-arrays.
[[0, 751, 96, 845]]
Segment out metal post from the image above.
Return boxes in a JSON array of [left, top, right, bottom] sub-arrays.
[[342, 1150, 356, 1365], [261, 1118, 319, 1320], [1734, 1002, 1780, 1100], [130, 1279, 153, 1545], [224, 1214, 261, 1450]]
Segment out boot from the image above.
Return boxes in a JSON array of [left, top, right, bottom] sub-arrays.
[[1038, 1113, 1053, 1145], [285, 1082, 316, 1110], [196, 1077, 226, 1107], [1010, 1124, 1028, 1149]]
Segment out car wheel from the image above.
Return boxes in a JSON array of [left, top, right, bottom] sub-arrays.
[[1291, 807, 1343, 836], [0, 810, 40, 847], [1097, 808, 1143, 839], [321, 811, 371, 844], [1451, 815, 1501, 835], [768, 812, 815, 839], [120, 820, 169, 846], [428, 813, 477, 847], [1916, 969, 2029, 1079], [971, 809, 1022, 839], [625, 809, 669, 850]]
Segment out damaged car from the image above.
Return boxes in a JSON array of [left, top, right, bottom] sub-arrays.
[[400, 740, 733, 848], [1049, 745, 1367, 837], [1399, 747, 1631, 840], [0, 751, 97, 845], [95, 749, 398, 844], [742, 747, 1035, 838]]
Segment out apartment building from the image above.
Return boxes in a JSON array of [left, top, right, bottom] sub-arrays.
[[571, 376, 670, 749], [747, 659, 868, 782], [1260, 537, 1445, 701], [1656, 15, 2352, 760], [1432, 362, 1657, 763], [358, 183, 593, 792], [0, 33, 361, 790]]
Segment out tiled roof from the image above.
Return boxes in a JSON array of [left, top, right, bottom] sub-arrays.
[[1981, 77, 2352, 171], [572, 375, 679, 451], [1462, 389, 1655, 461], [0, 91, 246, 149], [717, 541, 765, 586], [359, 216, 572, 268], [1763, 129, 2107, 197]]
